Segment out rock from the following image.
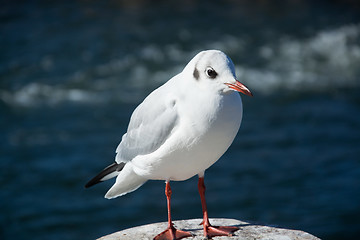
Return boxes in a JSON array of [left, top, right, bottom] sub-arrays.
[[98, 218, 320, 240]]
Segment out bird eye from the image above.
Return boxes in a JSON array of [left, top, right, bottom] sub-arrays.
[[205, 67, 217, 79]]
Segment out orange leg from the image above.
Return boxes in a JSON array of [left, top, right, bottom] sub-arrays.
[[154, 181, 192, 240], [198, 177, 239, 239]]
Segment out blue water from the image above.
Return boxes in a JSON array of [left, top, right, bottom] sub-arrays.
[[1, 1, 360, 239]]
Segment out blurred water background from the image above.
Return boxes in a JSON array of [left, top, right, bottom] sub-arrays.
[[1, 0, 360, 239]]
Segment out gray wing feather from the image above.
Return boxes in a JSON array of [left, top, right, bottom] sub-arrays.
[[116, 90, 178, 163]]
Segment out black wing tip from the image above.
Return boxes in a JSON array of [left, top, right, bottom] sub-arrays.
[[84, 162, 125, 189], [84, 179, 97, 188]]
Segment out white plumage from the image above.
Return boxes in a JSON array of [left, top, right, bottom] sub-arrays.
[[86, 50, 252, 240]]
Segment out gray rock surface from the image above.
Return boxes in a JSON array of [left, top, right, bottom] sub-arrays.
[[98, 218, 320, 240]]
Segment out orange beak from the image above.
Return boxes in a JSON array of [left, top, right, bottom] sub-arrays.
[[225, 80, 253, 97]]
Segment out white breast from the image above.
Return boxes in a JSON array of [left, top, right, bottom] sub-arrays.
[[131, 90, 243, 181]]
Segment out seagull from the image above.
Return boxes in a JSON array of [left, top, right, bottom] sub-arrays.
[[85, 50, 252, 240]]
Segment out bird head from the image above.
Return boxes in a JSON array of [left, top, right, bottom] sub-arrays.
[[184, 50, 253, 97]]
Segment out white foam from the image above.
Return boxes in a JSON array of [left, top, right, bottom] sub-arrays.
[[2, 24, 359, 107], [240, 24, 360, 93], [0, 83, 98, 107]]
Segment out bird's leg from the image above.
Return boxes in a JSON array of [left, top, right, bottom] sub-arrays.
[[198, 177, 239, 239], [154, 181, 192, 240]]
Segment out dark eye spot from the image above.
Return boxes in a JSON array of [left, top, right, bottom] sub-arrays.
[[206, 67, 217, 79], [193, 67, 199, 80]]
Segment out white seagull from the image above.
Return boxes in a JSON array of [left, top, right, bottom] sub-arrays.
[[85, 50, 252, 240]]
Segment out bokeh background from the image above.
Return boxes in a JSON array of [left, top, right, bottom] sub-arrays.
[[1, 0, 360, 239]]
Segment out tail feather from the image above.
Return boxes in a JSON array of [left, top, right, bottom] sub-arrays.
[[85, 162, 125, 188], [105, 162, 147, 199]]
